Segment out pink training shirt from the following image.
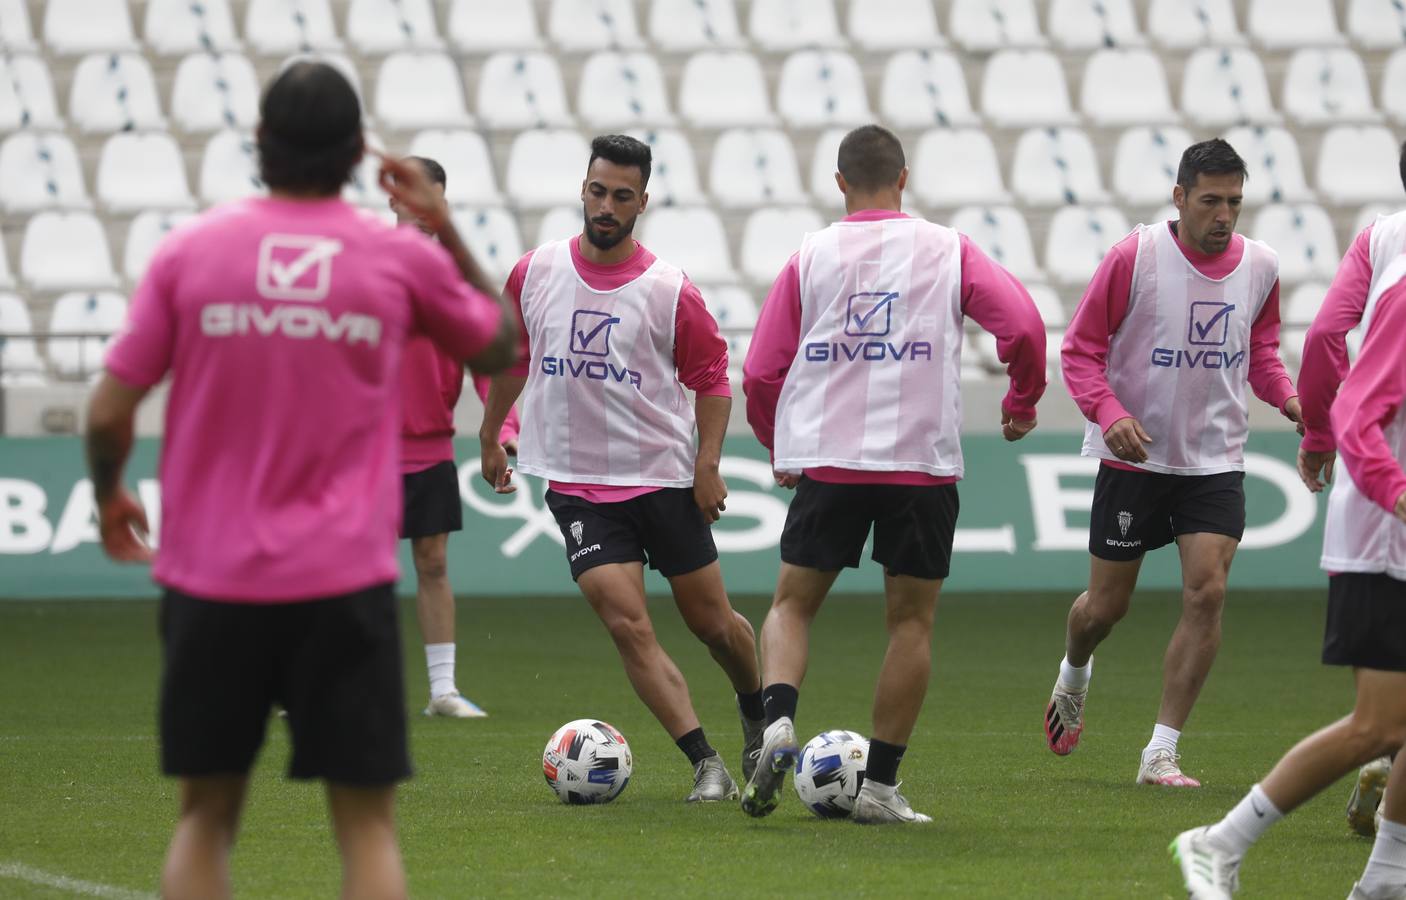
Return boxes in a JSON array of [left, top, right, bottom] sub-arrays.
[[744, 208, 1047, 486], [398, 334, 520, 475], [503, 235, 730, 502], [1300, 224, 1373, 453], [1333, 283, 1406, 513], [105, 197, 503, 602], [1062, 222, 1297, 473]]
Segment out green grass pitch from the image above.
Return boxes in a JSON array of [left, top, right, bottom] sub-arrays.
[[0, 589, 1374, 898]]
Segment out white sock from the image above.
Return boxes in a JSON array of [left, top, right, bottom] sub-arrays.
[[1059, 655, 1092, 690], [862, 780, 896, 800], [1360, 817, 1406, 896], [426, 642, 456, 699], [1144, 723, 1180, 759], [1205, 784, 1283, 856]]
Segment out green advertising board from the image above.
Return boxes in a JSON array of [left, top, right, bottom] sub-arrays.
[[0, 432, 1325, 599]]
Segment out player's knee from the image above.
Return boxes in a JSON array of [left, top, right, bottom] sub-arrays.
[[604, 614, 656, 654], [1082, 591, 1130, 627], [685, 614, 733, 648], [1346, 714, 1406, 759], [1182, 582, 1226, 620], [412, 548, 448, 582]]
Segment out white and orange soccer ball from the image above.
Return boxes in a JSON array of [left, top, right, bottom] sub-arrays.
[[542, 719, 633, 805]]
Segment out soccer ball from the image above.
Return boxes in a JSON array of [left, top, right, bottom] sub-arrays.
[[542, 719, 633, 805], [793, 729, 869, 819]]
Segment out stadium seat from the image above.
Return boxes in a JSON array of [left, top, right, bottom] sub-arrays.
[[952, 206, 1043, 282], [647, 0, 742, 50], [1317, 126, 1403, 204], [1355, 203, 1400, 233], [42, 0, 138, 54], [1285, 282, 1329, 325], [1080, 50, 1178, 126], [1224, 126, 1316, 204], [1111, 126, 1193, 205], [1147, 0, 1244, 47], [0, 293, 44, 385], [48, 291, 127, 379], [910, 128, 1011, 207], [144, 0, 240, 55], [0, 240, 13, 287], [69, 53, 166, 133], [879, 50, 977, 129], [449, 208, 522, 280], [638, 207, 737, 283], [949, 0, 1045, 51], [808, 128, 846, 208], [748, 0, 844, 51], [1379, 49, 1406, 124], [1250, 204, 1340, 283], [740, 207, 825, 284], [1348, 0, 1406, 49], [21, 212, 119, 291], [476, 52, 573, 129], [776, 51, 871, 128], [374, 53, 472, 130], [124, 210, 196, 281], [1280, 326, 1310, 371], [1011, 128, 1110, 207], [1180, 48, 1280, 126], [447, 0, 542, 51], [342, 132, 390, 207], [702, 284, 757, 365], [347, 0, 443, 53], [505, 129, 591, 209], [96, 133, 194, 213], [627, 129, 706, 206], [199, 130, 262, 205], [535, 206, 581, 246], [707, 129, 807, 209], [1248, 0, 1344, 48], [678, 51, 775, 127], [244, 0, 342, 54], [547, 0, 643, 51], [1048, 0, 1144, 48], [981, 51, 1074, 127], [1282, 49, 1380, 125], [0, 0, 36, 50], [1044, 206, 1132, 286], [577, 52, 674, 128], [171, 52, 260, 132], [0, 55, 61, 130], [847, 0, 944, 49], [1027, 283, 1068, 326], [406, 130, 501, 205], [0, 132, 90, 212]]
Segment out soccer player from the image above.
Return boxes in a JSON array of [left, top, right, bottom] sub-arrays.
[[478, 134, 765, 802], [739, 124, 1047, 823], [1044, 139, 1302, 787], [1171, 262, 1406, 900], [390, 154, 522, 719], [85, 63, 516, 899]]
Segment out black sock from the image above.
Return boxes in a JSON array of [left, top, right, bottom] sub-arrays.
[[737, 688, 765, 722], [675, 727, 716, 766], [762, 683, 799, 726], [866, 739, 906, 787]]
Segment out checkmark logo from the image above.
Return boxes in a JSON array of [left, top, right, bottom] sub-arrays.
[[570, 310, 621, 357], [1187, 301, 1235, 346], [844, 291, 899, 337], [256, 234, 344, 301]]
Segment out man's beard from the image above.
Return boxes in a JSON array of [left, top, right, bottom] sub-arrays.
[[583, 211, 635, 250]]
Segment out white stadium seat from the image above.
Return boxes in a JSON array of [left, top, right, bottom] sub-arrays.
[[880, 50, 977, 129], [981, 51, 1074, 127], [679, 51, 775, 128], [0, 132, 90, 212], [1180, 48, 1279, 126], [951, 206, 1044, 282], [638, 208, 737, 283], [748, 0, 843, 51], [407, 130, 501, 205], [0, 240, 13, 287], [1285, 282, 1329, 326], [535, 206, 581, 246], [124, 210, 196, 281], [69, 53, 166, 133], [0, 293, 44, 385], [1248, 0, 1344, 49], [577, 52, 674, 128], [808, 128, 846, 208], [450, 208, 522, 280], [911, 128, 1011, 207], [708, 129, 807, 209], [1355, 204, 1401, 234], [48, 292, 128, 379], [374, 52, 472, 130], [43, 0, 138, 54], [1048, 0, 1143, 49], [704, 284, 757, 365], [447, 0, 542, 51], [244, 0, 342, 54], [1148, 0, 1244, 48], [776, 51, 871, 129], [847, 0, 944, 49], [1111, 126, 1193, 205], [1027, 284, 1068, 326], [505, 129, 591, 209], [1224, 126, 1317, 204], [1010, 128, 1110, 207], [547, 0, 643, 51], [1379, 49, 1406, 124], [1250, 204, 1340, 283], [96, 133, 194, 213], [171, 52, 260, 133], [21, 212, 119, 291], [1317, 126, 1404, 205], [949, 0, 1045, 51], [144, 0, 240, 55], [1081, 50, 1178, 126], [0, 0, 37, 50], [648, 0, 742, 51], [1044, 206, 1132, 286], [199, 130, 263, 205], [0, 55, 61, 130], [347, 0, 443, 53], [476, 52, 573, 129], [1282, 49, 1380, 125], [1348, 0, 1406, 49], [628, 129, 706, 206], [740, 207, 825, 284]]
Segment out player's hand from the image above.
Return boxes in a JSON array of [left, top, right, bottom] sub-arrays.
[[1396, 491, 1406, 524], [377, 152, 449, 233], [1103, 417, 1152, 463], [774, 470, 801, 489], [1297, 448, 1336, 493], [1001, 409, 1036, 442], [1284, 396, 1305, 437], [480, 443, 516, 494], [693, 461, 727, 523], [502, 438, 519, 457], [97, 488, 153, 563]]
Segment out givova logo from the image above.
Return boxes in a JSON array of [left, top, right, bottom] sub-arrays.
[[541, 308, 643, 389], [805, 291, 933, 363], [1150, 301, 1244, 369]]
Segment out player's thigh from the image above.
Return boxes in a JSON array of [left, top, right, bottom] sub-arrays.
[[1084, 554, 1143, 621], [577, 562, 657, 643], [667, 560, 736, 636], [1175, 531, 1239, 598], [871, 483, 958, 582], [779, 477, 875, 573], [1170, 471, 1245, 579], [773, 562, 842, 619]]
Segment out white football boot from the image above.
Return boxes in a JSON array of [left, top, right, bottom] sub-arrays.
[[851, 780, 932, 824], [1170, 827, 1241, 900], [424, 692, 488, 718]]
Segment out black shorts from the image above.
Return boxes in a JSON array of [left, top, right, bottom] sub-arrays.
[[779, 477, 959, 581], [401, 460, 463, 539], [1089, 465, 1245, 561], [159, 584, 411, 785], [544, 487, 718, 580], [1323, 573, 1406, 671]]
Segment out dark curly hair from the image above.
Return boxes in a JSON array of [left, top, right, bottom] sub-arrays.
[[257, 61, 364, 196]]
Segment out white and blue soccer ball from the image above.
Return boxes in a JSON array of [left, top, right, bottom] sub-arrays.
[[542, 719, 633, 805], [793, 729, 869, 819]]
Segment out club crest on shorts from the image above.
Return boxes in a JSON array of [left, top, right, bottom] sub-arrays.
[[570, 520, 584, 546], [1117, 510, 1133, 538]]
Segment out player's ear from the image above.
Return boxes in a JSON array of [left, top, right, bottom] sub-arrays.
[[638, 190, 648, 214], [835, 171, 848, 196], [580, 179, 588, 203], [896, 167, 909, 192], [1172, 183, 1186, 213]]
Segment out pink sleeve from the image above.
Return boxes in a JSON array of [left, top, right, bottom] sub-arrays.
[[503, 252, 533, 378], [1248, 281, 1298, 413], [1300, 226, 1374, 452], [957, 235, 1047, 419], [1332, 286, 1406, 513], [742, 254, 802, 452], [1061, 235, 1137, 433], [105, 238, 178, 387], [471, 372, 520, 444], [674, 278, 731, 397], [408, 239, 502, 362]]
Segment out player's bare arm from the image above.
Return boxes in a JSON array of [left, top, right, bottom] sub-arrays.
[[85, 373, 154, 563], [480, 374, 527, 494], [693, 394, 730, 523], [1103, 416, 1153, 463]]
